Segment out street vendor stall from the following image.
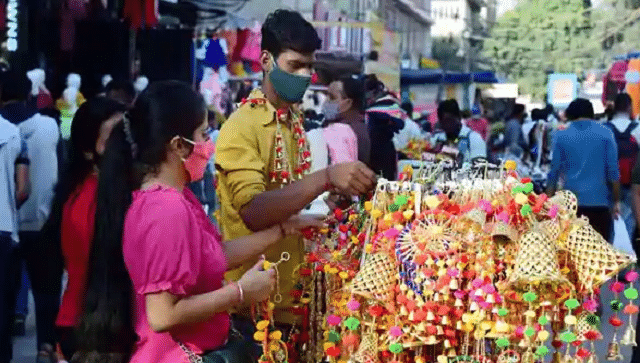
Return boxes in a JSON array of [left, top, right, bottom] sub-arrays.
[[255, 160, 638, 363]]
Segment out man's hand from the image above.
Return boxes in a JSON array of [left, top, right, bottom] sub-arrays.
[[327, 162, 376, 196], [612, 202, 622, 219]]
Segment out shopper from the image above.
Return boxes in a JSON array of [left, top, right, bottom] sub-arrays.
[[0, 87, 30, 363], [325, 75, 371, 166], [215, 10, 376, 361], [105, 79, 136, 107], [0, 70, 60, 362], [364, 74, 404, 179], [75, 81, 322, 362], [547, 98, 621, 241], [466, 105, 489, 141], [605, 93, 639, 241], [432, 99, 487, 165], [47, 97, 126, 360]]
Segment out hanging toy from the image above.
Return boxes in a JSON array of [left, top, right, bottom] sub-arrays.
[[621, 269, 638, 347]]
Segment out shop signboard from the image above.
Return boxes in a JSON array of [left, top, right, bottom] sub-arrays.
[[6, 0, 18, 51], [547, 73, 578, 109]]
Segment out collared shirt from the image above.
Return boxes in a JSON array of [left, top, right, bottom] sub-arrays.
[[547, 120, 620, 207], [215, 89, 304, 324]]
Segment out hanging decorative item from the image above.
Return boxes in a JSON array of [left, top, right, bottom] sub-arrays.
[[278, 160, 638, 363]]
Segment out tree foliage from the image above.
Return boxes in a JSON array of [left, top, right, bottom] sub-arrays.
[[484, 0, 600, 100]]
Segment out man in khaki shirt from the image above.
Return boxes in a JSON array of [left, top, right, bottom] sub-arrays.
[[215, 8, 376, 356]]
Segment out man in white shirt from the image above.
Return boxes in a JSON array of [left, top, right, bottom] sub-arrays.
[[0, 70, 59, 357], [432, 99, 487, 165], [0, 113, 29, 363], [606, 93, 639, 241]]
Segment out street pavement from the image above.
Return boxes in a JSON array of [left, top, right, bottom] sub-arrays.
[[11, 288, 639, 363]]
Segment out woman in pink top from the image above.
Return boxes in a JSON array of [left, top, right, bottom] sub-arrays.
[[323, 123, 358, 164], [74, 81, 320, 363]]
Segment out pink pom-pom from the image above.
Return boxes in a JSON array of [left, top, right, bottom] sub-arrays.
[[347, 299, 360, 311], [327, 315, 341, 326], [389, 326, 403, 338], [479, 301, 492, 309], [472, 278, 483, 289], [583, 298, 598, 312], [496, 212, 509, 224], [548, 205, 558, 218], [447, 268, 460, 278], [384, 228, 400, 239], [626, 270, 639, 283], [454, 290, 466, 299], [610, 281, 625, 293], [482, 284, 496, 294]]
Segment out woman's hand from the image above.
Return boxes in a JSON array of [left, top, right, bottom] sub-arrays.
[[238, 258, 276, 304], [280, 214, 326, 235]]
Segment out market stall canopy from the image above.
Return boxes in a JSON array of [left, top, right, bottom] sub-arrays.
[[400, 69, 499, 85]]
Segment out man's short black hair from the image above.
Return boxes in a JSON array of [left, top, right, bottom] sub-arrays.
[[337, 74, 365, 111], [261, 9, 322, 58], [0, 70, 29, 102], [531, 108, 545, 121], [511, 103, 525, 118], [106, 79, 135, 99], [438, 99, 461, 119], [401, 101, 413, 117], [565, 98, 594, 121], [614, 93, 632, 114]]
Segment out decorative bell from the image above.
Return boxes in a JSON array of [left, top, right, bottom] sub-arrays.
[[449, 279, 459, 290], [441, 316, 449, 325], [447, 348, 456, 357], [470, 301, 479, 311], [486, 294, 495, 304], [408, 311, 415, 322], [454, 298, 464, 307], [427, 311, 435, 321], [433, 293, 440, 302], [606, 341, 623, 361], [586, 355, 599, 363], [621, 324, 637, 347], [456, 321, 463, 330], [443, 339, 451, 348], [437, 326, 444, 335]]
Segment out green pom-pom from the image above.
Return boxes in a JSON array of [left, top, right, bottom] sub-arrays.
[[538, 315, 549, 325], [395, 195, 408, 206], [523, 183, 534, 194], [625, 288, 639, 300], [511, 186, 523, 195], [523, 291, 537, 302], [328, 331, 340, 343], [498, 308, 509, 317], [520, 204, 532, 216], [496, 337, 510, 348], [611, 300, 622, 311], [389, 343, 403, 354], [536, 346, 549, 356], [565, 299, 579, 309], [560, 331, 576, 343], [344, 317, 360, 331], [586, 314, 600, 327], [524, 327, 535, 337], [388, 204, 399, 212]]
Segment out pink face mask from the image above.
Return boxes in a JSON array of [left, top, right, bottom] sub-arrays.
[[181, 138, 215, 182]]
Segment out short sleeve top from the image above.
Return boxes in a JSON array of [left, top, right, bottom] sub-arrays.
[[123, 185, 229, 363]]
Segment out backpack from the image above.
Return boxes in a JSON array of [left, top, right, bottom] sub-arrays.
[[606, 121, 639, 185]]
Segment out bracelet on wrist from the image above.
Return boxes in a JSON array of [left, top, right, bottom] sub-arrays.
[[232, 282, 244, 306], [323, 167, 333, 192]]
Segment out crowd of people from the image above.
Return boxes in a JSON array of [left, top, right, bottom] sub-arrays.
[[0, 6, 639, 363]]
